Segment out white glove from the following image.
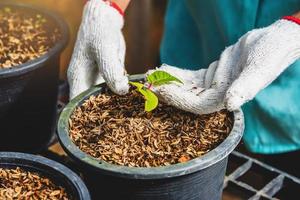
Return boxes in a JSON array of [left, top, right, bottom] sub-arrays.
[[67, 0, 129, 99], [151, 18, 300, 114]]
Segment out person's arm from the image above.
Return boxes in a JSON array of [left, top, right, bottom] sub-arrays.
[[110, 0, 131, 12], [293, 11, 300, 19], [84, 0, 131, 14]]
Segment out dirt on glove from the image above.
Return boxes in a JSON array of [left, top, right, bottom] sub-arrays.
[[0, 6, 61, 69], [69, 88, 233, 168]]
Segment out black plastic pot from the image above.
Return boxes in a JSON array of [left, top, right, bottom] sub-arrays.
[[0, 152, 90, 199], [0, 2, 69, 152], [57, 75, 244, 200]]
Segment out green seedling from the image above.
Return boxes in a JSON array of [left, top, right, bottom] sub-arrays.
[[130, 71, 183, 112]]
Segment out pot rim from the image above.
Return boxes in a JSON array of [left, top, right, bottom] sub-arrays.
[[57, 74, 245, 180], [0, 2, 69, 79], [0, 152, 91, 200]]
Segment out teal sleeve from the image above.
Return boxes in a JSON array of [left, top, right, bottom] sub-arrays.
[[160, 0, 204, 69]]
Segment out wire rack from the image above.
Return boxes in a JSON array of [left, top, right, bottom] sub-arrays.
[[223, 151, 300, 200]]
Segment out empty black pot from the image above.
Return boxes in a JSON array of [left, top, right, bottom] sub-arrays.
[[0, 2, 69, 152], [0, 152, 90, 200], [57, 75, 245, 200]]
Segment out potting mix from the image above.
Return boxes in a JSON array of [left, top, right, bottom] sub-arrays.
[[0, 6, 61, 69], [0, 167, 70, 200], [69, 88, 233, 168]]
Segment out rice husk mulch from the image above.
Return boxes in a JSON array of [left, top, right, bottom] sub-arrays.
[[0, 6, 61, 69], [69, 88, 233, 168], [0, 167, 70, 200]]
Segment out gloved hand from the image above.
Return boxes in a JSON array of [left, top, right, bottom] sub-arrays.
[[67, 0, 129, 99], [150, 17, 300, 114]]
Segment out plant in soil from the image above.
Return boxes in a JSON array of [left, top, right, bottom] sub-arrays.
[[0, 167, 70, 199], [69, 77, 233, 167], [0, 6, 61, 69], [129, 71, 183, 112]]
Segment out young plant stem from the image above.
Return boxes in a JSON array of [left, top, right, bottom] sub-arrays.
[[129, 71, 183, 112]]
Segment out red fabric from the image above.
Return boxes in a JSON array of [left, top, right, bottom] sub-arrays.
[[109, 2, 124, 16], [84, 0, 124, 16], [282, 16, 300, 25]]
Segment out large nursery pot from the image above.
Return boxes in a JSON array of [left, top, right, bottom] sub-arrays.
[[0, 152, 91, 199], [0, 2, 69, 152], [57, 75, 245, 200]]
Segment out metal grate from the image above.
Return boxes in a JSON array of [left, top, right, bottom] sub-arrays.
[[223, 151, 300, 200]]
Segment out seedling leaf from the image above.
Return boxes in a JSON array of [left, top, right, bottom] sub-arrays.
[[129, 71, 182, 112], [141, 89, 158, 112], [129, 82, 158, 112], [147, 70, 183, 86]]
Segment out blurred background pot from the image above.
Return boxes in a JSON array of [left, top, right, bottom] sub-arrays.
[[57, 75, 245, 200], [0, 152, 90, 200], [0, 2, 69, 152]]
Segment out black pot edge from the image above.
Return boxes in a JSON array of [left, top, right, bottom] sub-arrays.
[[0, 2, 69, 79], [0, 152, 91, 200], [57, 74, 245, 180]]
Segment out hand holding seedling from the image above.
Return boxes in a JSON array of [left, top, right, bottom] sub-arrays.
[[149, 18, 300, 115], [145, 64, 226, 115]]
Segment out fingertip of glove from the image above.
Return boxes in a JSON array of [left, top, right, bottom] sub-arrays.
[[110, 79, 130, 95], [225, 90, 245, 111]]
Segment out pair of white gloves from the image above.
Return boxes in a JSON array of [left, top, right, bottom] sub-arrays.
[[68, 0, 300, 114]]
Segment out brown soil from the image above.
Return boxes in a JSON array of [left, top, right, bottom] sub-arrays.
[[0, 6, 61, 69], [69, 88, 233, 168], [0, 167, 70, 200]]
